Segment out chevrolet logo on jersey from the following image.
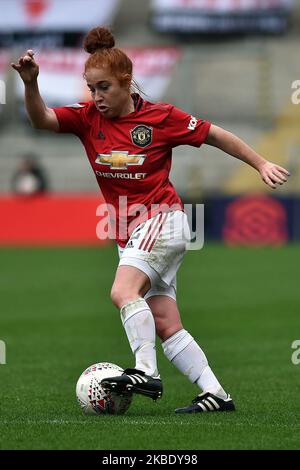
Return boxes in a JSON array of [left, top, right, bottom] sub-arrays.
[[95, 151, 146, 170]]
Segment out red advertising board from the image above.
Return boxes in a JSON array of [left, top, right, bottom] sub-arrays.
[[0, 193, 110, 246]]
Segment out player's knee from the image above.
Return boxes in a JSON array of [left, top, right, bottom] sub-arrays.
[[110, 286, 125, 308], [110, 285, 139, 309]]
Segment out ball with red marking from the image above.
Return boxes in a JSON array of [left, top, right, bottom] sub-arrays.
[[76, 362, 132, 415]]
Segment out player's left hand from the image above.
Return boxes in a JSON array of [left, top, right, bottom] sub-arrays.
[[258, 161, 290, 189]]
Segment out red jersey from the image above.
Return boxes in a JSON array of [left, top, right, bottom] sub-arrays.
[[53, 95, 211, 247]]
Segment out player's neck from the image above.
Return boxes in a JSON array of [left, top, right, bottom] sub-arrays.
[[119, 95, 135, 118]]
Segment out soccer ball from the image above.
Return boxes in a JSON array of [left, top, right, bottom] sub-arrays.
[[76, 362, 132, 415]]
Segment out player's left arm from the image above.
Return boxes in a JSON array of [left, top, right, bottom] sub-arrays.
[[205, 124, 290, 189]]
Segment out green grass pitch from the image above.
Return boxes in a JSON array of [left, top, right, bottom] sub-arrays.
[[0, 244, 299, 450]]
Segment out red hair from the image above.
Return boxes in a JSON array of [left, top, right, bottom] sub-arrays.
[[83, 27, 133, 87]]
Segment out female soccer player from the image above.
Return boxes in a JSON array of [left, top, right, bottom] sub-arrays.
[[12, 27, 290, 414]]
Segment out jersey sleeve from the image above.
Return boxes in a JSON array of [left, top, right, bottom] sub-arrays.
[[52, 103, 89, 136], [163, 105, 211, 148]]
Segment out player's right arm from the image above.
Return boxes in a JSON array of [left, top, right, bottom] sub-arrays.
[[11, 49, 59, 132]]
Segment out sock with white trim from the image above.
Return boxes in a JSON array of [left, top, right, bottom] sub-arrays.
[[162, 329, 227, 399], [120, 298, 159, 378]]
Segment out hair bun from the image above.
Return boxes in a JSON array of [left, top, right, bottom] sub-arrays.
[[83, 27, 115, 54]]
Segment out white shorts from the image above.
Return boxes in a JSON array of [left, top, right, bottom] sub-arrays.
[[117, 211, 190, 300]]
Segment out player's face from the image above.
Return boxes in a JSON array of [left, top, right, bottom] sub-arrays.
[[85, 67, 133, 119]]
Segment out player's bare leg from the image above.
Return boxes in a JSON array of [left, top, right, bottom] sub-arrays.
[[146, 295, 183, 341], [111, 265, 151, 307], [101, 266, 163, 400], [148, 295, 235, 413]]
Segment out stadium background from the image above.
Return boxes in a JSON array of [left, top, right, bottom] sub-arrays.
[[0, 0, 299, 451]]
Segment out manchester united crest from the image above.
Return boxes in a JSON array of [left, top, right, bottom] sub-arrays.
[[131, 125, 152, 148]]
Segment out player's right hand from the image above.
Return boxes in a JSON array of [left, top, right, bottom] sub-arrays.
[[11, 50, 39, 84]]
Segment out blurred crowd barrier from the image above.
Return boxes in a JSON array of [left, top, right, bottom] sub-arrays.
[[0, 193, 299, 246], [150, 0, 294, 34], [0, 0, 293, 48]]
